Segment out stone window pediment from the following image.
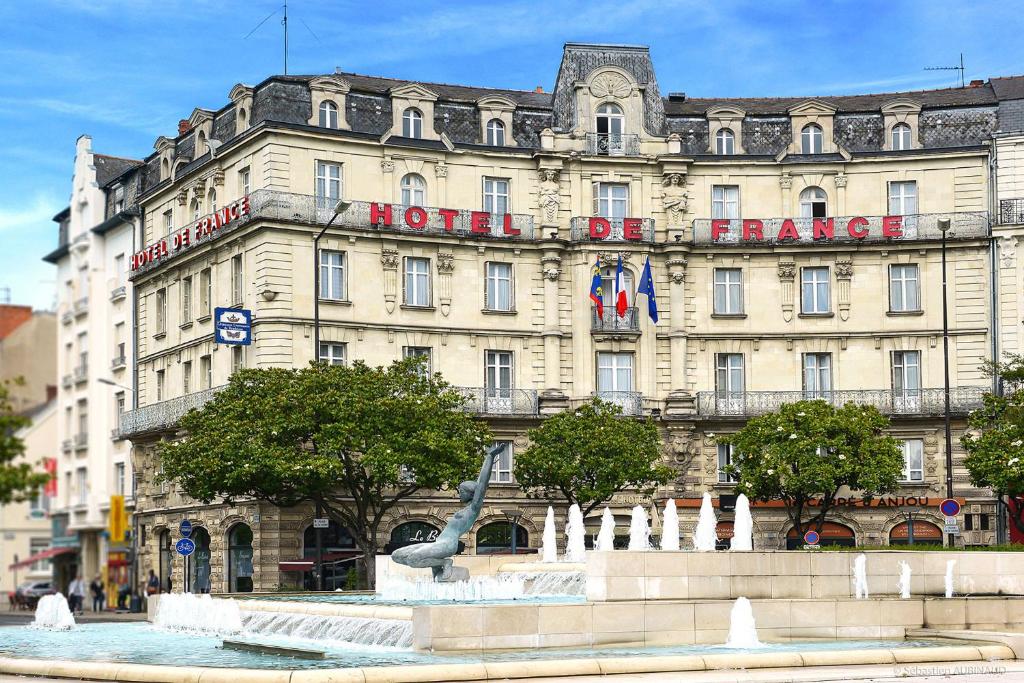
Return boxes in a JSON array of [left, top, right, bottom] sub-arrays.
[[309, 76, 351, 130], [389, 84, 440, 141], [229, 84, 254, 134], [787, 99, 837, 154], [881, 98, 922, 151], [477, 95, 517, 147], [706, 105, 746, 154], [572, 67, 648, 139]]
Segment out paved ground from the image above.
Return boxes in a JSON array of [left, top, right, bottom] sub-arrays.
[[0, 607, 145, 626]]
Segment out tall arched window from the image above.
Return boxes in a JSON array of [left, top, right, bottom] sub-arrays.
[[599, 265, 634, 309], [319, 100, 339, 129], [595, 103, 625, 154], [486, 118, 505, 146], [189, 527, 212, 594], [158, 530, 172, 592], [207, 188, 217, 214], [476, 521, 529, 554], [801, 124, 823, 154], [891, 123, 912, 151], [227, 523, 254, 593], [799, 186, 828, 218], [715, 128, 735, 155], [190, 198, 200, 222], [402, 108, 423, 138], [401, 173, 426, 206]]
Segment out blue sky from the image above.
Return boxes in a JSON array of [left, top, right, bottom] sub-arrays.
[[2, 0, 1023, 310]]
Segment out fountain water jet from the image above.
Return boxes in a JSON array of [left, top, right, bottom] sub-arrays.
[[693, 492, 718, 552], [853, 554, 869, 599], [724, 597, 762, 648], [730, 494, 753, 551], [595, 507, 616, 551], [945, 560, 956, 598], [153, 593, 243, 635], [564, 504, 586, 562], [541, 506, 557, 563], [898, 561, 912, 599], [627, 505, 651, 551], [31, 593, 75, 631], [660, 499, 679, 551]]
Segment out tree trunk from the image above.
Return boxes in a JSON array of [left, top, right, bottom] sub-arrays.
[[361, 545, 376, 590]]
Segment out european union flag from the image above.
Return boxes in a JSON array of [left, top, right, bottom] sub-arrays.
[[637, 256, 659, 323]]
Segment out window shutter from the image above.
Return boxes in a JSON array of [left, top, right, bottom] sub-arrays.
[[401, 256, 408, 305], [427, 258, 432, 306], [483, 261, 490, 309], [592, 182, 600, 215]]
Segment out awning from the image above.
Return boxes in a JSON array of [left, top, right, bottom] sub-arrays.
[[9, 546, 77, 570]]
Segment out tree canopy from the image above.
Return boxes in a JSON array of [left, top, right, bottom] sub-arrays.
[[720, 400, 904, 537], [0, 380, 50, 505], [513, 398, 672, 515]]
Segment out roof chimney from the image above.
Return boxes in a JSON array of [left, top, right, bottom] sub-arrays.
[[178, 119, 192, 135], [668, 92, 687, 102], [969, 79, 984, 87], [535, 86, 544, 94]]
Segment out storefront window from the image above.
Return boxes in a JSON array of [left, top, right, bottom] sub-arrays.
[[227, 523, 254, 593], [189, 528, 212, 593]]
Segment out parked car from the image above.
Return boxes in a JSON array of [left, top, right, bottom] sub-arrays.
[[14, 581, 56, 610]]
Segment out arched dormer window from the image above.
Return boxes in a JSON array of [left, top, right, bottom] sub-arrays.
[[486, 118, 506, 146], [401, 173, 426, 206], [319, 100, 339, 129], [595, 103, 625, 154], [799, 186, 828, 218], [801, 124, 823, 154], [715, 128, 735, 155], [891, 123, 912, 151], [402, 108, 423, 139]]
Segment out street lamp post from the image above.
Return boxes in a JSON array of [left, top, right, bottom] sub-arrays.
[[502, 509, 523, 555], [938, 217, 955, 548]]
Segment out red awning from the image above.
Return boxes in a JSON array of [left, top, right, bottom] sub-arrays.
[[9, 546, 77, 570]]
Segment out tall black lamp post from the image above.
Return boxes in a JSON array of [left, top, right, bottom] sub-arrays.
[[938, 217, 955, 548], [502, 509, 523, 555]]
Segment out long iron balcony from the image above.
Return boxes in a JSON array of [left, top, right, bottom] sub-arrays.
[[1000, 199, 1024, 225], [585, 133, 641, 156], [457, 387, 538, 416], [569, 216, 655, 243], [592, 306, 640, 333], [696, 387, 987, 417]]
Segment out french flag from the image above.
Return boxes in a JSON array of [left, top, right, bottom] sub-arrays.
[[615, 254, 628, 318]]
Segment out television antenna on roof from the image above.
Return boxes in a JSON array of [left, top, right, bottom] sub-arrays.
[[925, 53, 966, 88], [244, 1, 321, 76]]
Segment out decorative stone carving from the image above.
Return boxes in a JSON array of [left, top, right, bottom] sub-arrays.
[[538, 169, 561, 226], [380, 249, 399, 269], [661, 174, 688, 227], [380, 248, 399, 314], [836, 256, 853, 321], [779, 174, 793, 190], [543, 267, 561, 281], [777, 262, 795, 279], [834, 173, 848, 188], [778, 258, 796, 322], [434, 164, 448, 178], [590, 72, 631, 100], [176, 188, 188, 206], [1001, 236, 1017, 268], [380, 159, 394, 173], [437, 253, 454, 316], [436, 253, 455, 272], [667, 256, 688, 285], [835, 259, 854, 278]]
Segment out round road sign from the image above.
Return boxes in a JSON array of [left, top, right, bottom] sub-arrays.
[[175, 538, 196, 556], [179, 519, 193, 538], [939, 499, 961, 517], [803, 530, 820, 545]]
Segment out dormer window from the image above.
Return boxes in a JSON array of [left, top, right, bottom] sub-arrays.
[[715, 128, 735, 155], [401, 173, 426, 206], [596, 103, 624, 138], [801, 124, 823, 154], [197, 130, 208, 156], [319, 101, 339, 129], [402, 108, 423, 139], [799, 187, 827, 218], [486, 118, 506, 146], [891, 123, 911, 151]]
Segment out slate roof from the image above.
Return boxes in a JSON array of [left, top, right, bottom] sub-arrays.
[[991, 76, 1024, 101], [306, 71, 554, 109], [94, 154, 142, 187]]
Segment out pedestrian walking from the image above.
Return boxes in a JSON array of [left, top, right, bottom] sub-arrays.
[[67, 575, 86, 615], [89, 575, 105, 612]]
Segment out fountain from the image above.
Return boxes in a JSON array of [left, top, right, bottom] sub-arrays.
[[730, 493, 753, 551], [153, 593, 243, 635], [595, 507, 615, 551], [945, 560, 956, 598], [724, 597, 762, 648], [627, 505, 651, 551], [564, 504, 586, 562], [660, 498, 679, 551], [541, 506, 557, 563], [853, 553, 869, 599], [31, 593, 75, 631], [898, 561, 912, 599], [693, 492, 717, 552]]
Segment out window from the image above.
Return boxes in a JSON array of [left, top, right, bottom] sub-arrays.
[[403, 256, 431, 307], [208, 188, 217, 214], [892, 123, 912, 151], [801, 267, 831, 314], [402, 108, 423, 138], [485, 262, 513, 311], [401, 173, 426, 206], [483, 177, 509, 215], [319, 250, 346, 300], [239, 168, 251, 196], [596, 352, 634, 392], [114, 254, 125, 284], [892, 351, 921, 412], [191, 198, 200, 222], [594, 182, 628, 219], [711, 185, 739, 219], [200, 355, 212, 390], [599, 266, 634, 310], [715, 128, 735, 155], [231, 346, 243, 374], [76, 467, 88, 506], [485, 350, 513, 394], [486, 118, 505, 146], [713, 268, 743, 315], [155, 370, 165, 401], [595, 102, 624, 153], [489, 441, 514, 484], [113, 322, 125, 359], [113, 185, 124, 213], [890, 264, 921, 312], [77, 332, 88, 370], [199, 268, 212, 317], [319, 342, 346, 366], [403, 346, 431, 375], [115, 392, 125, 416], [888, 181, 917, 215], [318, 100, 339, 128], [231, 254, 243, 304], [182, 361, 192, 394], [801, 124, 823, 154], [803, 353, 832, 397], [181, 276, 192, 324], [717, 443, 737, 483], [799, 187, 828, 219], [29, 538, 50, 572], [315, 161, 342, 209], [114, 462, 126, 496], [715, 353, 744, 394], [154, 288, 167, 334], [77, 399, 88, 436], [901, 439, 924, 482], [29, 489, 49, 515]]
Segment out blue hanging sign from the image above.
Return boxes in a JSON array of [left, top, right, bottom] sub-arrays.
[[175, 538, 196, 556], [214, 307, 252, 346], [179, 519, 193, 538]]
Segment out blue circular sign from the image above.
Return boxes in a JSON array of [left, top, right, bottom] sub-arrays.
[[803, 530, 820, 545], [179, 520, 193, 538], [175, 538, 196, 556], [939, 499, 961, 517]]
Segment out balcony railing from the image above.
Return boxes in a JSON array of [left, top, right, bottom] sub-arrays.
[[594, 391, 645, 416], [692, 212, 989, 246], [111, 355, 126, 370], [569, 217, 655, 243], [73, 297, 89, 316], [109, 285, 126, 302], [695, 387, 987, 417], [456, 387, 538, 416], [73, 433, 88, 449], [1000, 199, 1024, 225], [118, 385, 226, 438], [61, 374, 73, 389], [61, 439, 72, 454], [586, 133, 641, 156], [73, 365, 88, 384], [592, 306, 640, 333], [60, 311, 73, 325]]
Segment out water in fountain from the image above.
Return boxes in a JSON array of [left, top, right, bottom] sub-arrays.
[[541, 506, 557, 563], [898, 561, 912, 599], [377, 574, 526, 601], [30, 593, 75, 631], [724, 597, 762, 648], [595, 507, 616, 551], [660, 499, 679, 551], [241, 611, 412, 648], [523, 571, 586, 596], [627, 505, 651, 551], [693, 492, 718, 552], [153, 593, 243, 635], [564, 503, 586, 562], [945, 559, 956, 598], [853, 553, 869, 599], [730, 493, 753, 551]]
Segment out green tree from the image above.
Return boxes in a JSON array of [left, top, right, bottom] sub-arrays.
[[157, 359, 491, 588], [962, 354, 1024, 533], [0, 380, 50, 504], [513, 398, 672, 515], [720, 400, 903, 538]]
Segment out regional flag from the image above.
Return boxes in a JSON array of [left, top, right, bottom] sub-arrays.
[[637, 256, 659, 323], [589, 257, 604, 318], [615, 253, 628, 318]]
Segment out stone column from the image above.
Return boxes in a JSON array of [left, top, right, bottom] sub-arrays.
[[437, 253, 454, 317], [836, 256, 853, 321], [664, 250, 694, 416], [539, 242, 567, 413], [380, 248, 399, 314], [778, 258, 795, 323], [835, 173, 848, 216], [779, 173, 793, 215]]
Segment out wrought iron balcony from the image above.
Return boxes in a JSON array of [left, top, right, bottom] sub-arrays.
[[111, 355, 126, 370], [73, 297, 89, 316], [61, 374, 73, 389], [586, 133, 641, 156], [569, 217, 655, 243], [593, 391, 645, 416], [1000, 198, 1024, 225], [456, 387, 538, 416], [118, 385, 226, 439], [692, 212, 989, 246], [592, 306, 640, 333], [61, 439, 72, 454], [60, 311, 73, 325], [109, 285, 126, 302], [73, 433, 88, 449], [73, 364, 88, 384], [695, 387, 987, 417]]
